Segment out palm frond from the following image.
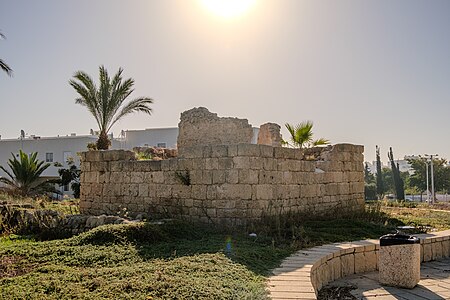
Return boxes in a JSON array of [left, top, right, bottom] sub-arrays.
[[108, 97, 153, 132], [0, 59, 13, 76], [284, 121, 328, 149], [312, 138, 330, 146]]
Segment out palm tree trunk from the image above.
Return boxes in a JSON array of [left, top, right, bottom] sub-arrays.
[[96, 131, 111, 150]]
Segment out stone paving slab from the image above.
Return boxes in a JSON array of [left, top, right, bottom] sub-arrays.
[[327, 258, 450, 299]]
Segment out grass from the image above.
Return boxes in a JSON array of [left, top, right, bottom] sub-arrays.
[[381, 206, 450, 231], [1, 203, 450, 299]]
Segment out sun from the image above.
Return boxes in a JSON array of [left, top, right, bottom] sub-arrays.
[[200, 0, 256, 19]]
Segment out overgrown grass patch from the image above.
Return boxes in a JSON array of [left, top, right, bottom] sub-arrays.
[[0, 221, 290, 299]]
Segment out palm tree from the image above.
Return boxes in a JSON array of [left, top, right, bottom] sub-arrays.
[[69, 65, 153, 149], [0, 151, 59, 197], [284, 121, 330, 148], [0, 31, 13, 76]]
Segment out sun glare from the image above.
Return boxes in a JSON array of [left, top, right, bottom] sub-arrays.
[[201, 0, 256, 19]]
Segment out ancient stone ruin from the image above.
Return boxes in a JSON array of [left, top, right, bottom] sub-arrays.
[[257, 123, 282, 147], [177, 107, 254, 149], [79, 108, 365, 226]]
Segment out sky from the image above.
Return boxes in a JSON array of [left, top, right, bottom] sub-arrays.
[[0, 0, 449, 163]]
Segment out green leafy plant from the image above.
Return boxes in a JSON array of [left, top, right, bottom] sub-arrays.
[[284, 121, 329, 148], [69, 65, 153, 150], [57, 158, 81, 198], [136, 152, 153, 160], [0, 151, 59, 197], [86, 142, 97, 151], [175, 171, 191, 186]]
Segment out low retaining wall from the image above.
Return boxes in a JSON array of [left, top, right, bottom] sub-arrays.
[[79, 143, 365, 225], [268, 229, 450, 299]]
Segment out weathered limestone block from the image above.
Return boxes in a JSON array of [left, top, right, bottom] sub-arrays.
[[238, 169, 259, 184], [172, 185, 192, 199], [432, 241, 443, 260], [257, 123, 282, 147], [443, 239, 450, 258], [249, 157, 264, 170], [225, 169, 239, 184], [102, 150, 136, 162], [423, 242, 432, 262], [177, 107, 253, 149], [233, 157, 250, 169], [216, 184, 252, 200], [256, 184, 274, 200], [341, 254, 355, 277], [237, 144, 261, 157], [364, 247, 378, 272], [205, 158, 219, 170], [379, 244, 420, 289], [274, 147, 296, 159], [191, 185, 207, 200], [209, 145, 228, 157], [218, 157, 233, 169], [212, 170, 226, 184]]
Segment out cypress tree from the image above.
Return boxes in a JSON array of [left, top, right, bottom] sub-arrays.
[[375, 145, 384, 199], [388, 147, 405, 200]]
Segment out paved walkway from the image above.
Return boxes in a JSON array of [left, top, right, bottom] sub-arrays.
[[328, 258, 450, 299]]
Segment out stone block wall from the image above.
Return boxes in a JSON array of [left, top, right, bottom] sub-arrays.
[[177, 107, 254, 149], [79, 143, 364, 225]]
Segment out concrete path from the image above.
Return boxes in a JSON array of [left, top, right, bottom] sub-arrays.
[[328, 258, 450, 299]]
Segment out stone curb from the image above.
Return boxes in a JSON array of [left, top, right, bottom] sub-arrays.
[[267, 229, 450, 299]]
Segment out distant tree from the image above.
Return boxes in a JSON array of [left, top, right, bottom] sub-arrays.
[[407, 157, 450, 200], [364, 163, 375, 184], [388, 147, 405, 200], [56, 158, 81, 198], [381, 167, 394, 195], [364, 163, 377, 200], [0, 31, 13, 76], [0, 151, 59, 197], [365, 183, 377, 200], [70, 65, 153, 150], [284, 121, 329, 149], [375, 146, 384, 199]]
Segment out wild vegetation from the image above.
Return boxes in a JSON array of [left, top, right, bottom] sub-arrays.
[[69, 65, 153, 150]]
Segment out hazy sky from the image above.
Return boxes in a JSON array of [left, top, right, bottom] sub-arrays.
[[1, 0, 449, 162]]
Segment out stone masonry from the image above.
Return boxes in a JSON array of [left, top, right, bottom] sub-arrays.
[[257, 123, 282, 147], [177, 107, 254, 149], [79, 143, 365, 226]]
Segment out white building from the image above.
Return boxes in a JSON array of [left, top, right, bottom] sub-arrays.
[[122, 127, 178, 149]]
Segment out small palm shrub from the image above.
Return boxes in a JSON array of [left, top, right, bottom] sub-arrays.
[[0, 150, 59, 197]]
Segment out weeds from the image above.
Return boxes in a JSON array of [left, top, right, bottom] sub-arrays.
[[175, 171, 191, 186]]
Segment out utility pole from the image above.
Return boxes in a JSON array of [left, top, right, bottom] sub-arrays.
[[425, 154, 439, 204], [425, 160, 430, 202]]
